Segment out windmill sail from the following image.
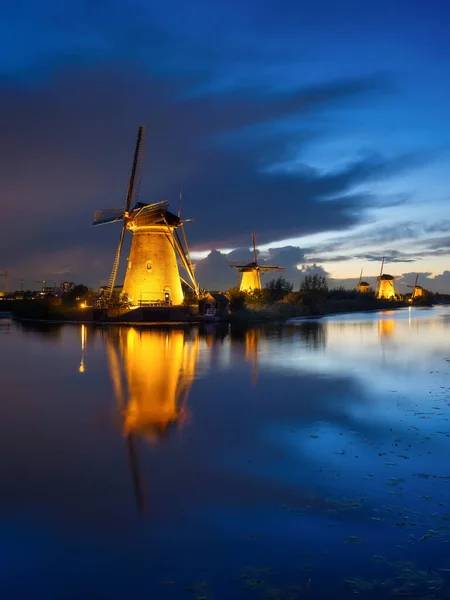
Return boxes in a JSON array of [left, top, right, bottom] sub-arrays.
[[125, 125, 146, 213], [107, 125, 147, 299], [93, 208, 126, 226]]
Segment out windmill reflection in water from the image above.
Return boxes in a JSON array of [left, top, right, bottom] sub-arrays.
[[106, 327, 199, 515]]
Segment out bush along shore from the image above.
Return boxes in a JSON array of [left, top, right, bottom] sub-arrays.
[[226, 275, 409, 323]]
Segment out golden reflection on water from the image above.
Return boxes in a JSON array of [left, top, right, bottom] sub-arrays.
[[245, 328, 260, 386], [79, 324, 86, 373], [106, 328, 199, 441], [378, 319, 395, 338]]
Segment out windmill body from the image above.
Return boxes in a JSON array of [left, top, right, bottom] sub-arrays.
[[240, 266, 262, 292], [356, 268, 370, 293], [93, 126, 197, 307], [357, 281, 370, 293], [122, 206, 184, 306], [376, 274, 401, 299], [411, 285, 424, 300], [374, 257, 402, 300], [407, 275, 425, 301], [230, 233, 283, 292]]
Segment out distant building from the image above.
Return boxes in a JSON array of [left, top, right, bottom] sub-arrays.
[[60, 281, 75, 292], [198, 292, 229, 318]]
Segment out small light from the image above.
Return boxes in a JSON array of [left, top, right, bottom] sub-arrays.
[[80, 302, 86, 309]]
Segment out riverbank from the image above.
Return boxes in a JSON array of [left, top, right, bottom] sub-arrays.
[[7, 295, 411, 325]]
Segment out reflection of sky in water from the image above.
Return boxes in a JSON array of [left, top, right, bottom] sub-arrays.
[[1, 308, 450, 598]]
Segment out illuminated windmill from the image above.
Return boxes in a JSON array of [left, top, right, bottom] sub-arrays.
[[356, 267, 370, 293], [93, 125, 198, 307], [229, 233, 283, 292], [407, 274, 425, 301], [375, 257, 402, 300]]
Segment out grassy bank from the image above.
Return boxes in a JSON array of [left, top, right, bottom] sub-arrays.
[[228, 288, 408, 323]]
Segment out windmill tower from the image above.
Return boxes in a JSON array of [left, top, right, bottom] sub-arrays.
[[375, 257, 401, 300], [93, 125, 198, 307], [229, 233, 283, 292], [0, 271, 8, 297], [356, 267, 370, 293], [407, 274, 425, 301]]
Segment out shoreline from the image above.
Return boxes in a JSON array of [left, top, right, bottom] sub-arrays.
[[10, 303, 437, 327]]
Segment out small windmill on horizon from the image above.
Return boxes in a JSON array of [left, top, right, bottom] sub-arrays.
[[356, 267, 370, 293], [229, 233, 283, 292], [407, 274, 425, 300]]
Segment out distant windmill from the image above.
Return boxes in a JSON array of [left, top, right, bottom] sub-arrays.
[[357, 267, 370, 293], [0, 271, 8, 296], [407, 274, 425, 300], [375, 257, 402, 300], [229, 233, 283, 292], [93, 125, 198, 306]]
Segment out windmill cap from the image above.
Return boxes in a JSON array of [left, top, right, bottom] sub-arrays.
[[378, 274, 394, 280]]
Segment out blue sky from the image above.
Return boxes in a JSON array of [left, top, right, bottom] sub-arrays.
[[0, 0, 449, 291]]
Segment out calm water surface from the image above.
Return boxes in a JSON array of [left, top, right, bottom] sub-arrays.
[[1, 307, 450, 599]]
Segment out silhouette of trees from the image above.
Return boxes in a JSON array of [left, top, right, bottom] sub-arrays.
[[300, 274, 328, 294], [265, 277, 293, 302]]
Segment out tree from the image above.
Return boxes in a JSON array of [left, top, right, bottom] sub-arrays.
[[110, 291, 130, 309], [265, 277, 293, 303], [63, 284, 90, 305], [228, 286, 247, 312], [300, 274, 328, 294]]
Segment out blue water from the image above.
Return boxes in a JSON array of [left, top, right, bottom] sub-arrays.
[[1, 307, 450, 598]]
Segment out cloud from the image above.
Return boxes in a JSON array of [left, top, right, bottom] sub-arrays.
[[268, 246, 306, 266], [354, 251, 416, 263], [194, 250, 237, 291]]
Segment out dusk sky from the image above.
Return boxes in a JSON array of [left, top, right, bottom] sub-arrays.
[[1, 0, 449, 292]]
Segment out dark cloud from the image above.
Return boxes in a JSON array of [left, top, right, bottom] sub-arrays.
[[227, 247, 256, 263], [354, 251, 416, 263], [269, 246, 306, 266], [194, 250, 237, 291]]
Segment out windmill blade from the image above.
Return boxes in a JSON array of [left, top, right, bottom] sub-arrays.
[[125, 125, 146, 213], [379, 256, 385, 277], [107, 224, 126, 299], [93, 207, 126, 226], [259, 266, 284, 274], [126, 434, 147, 517], [252, 233, 258, 265], [359, 267, 363, 285], [414, 274, 419, 288]]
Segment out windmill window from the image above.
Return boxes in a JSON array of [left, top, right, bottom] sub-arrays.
[[128, 261, 132, 270], [146, 261, 152, 271]]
